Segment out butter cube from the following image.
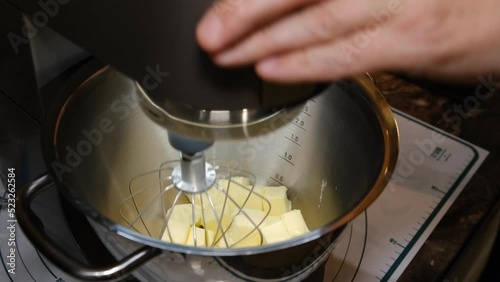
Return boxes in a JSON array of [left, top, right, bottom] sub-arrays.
[[186, 226, 207, 247], [216, 235, 232, 248], [243, 185, 266, 211], [202, 203, 234, 239], [249, 185, 269, 210], [161, 220, 190, 244], [261, 220, 291, 244], [217, 177, 250, 190], [166, 204, 201, 226], [188, 186, 225, 209], [262, 186, 292, 216], [282, 210, 309, 237], [218, 179, 263, 211], [206, 229, 216, 247], [229, 209, 267, 247], [264, 215, 282, 226], [230, 176, 251, 186]]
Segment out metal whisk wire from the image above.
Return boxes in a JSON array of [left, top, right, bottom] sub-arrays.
[[119, 163, 176, 236], [119, 159, 272, 248]]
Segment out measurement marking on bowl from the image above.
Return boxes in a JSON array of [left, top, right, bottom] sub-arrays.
[[302, 105, 311, 116], [285, 135, 301, 146], [292, 118, 307, 131], [280, 152, 295, 166], [270, 176, 285, 186], [317, 179, 328, 209]]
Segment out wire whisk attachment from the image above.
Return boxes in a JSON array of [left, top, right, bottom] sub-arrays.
[[119, 159, 273, 248]]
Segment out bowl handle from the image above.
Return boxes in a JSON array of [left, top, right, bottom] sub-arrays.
[[16, 173, 162, 281]]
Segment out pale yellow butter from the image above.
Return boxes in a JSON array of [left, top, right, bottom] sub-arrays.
[[202, 203, 234, 239], [229, 176, 251, 186], [205, 229, 216, 246], [186, 226, 207, 247], [189, 186, 226, 209], [216, 236, 231, 248], [261, 220, 291, 244], [264, 215, 282, 226], [169, 177, 310, 248], [218, 179, 263, 211], [160, 220, 190, 244], [261, 186, 292, 216], [228, 209, 267, 247], [282, 210, 309, 237], [166, 203, 201, 226], [242, 185, 266, 211]]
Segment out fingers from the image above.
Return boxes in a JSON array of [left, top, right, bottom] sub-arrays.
[[254, 27, 404, 83], [214, 0, 377, 66], [197, 0, 410, 82], [196, 0, 319, 53]]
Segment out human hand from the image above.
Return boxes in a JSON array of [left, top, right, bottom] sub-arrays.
[[196, 0, 500, 83]]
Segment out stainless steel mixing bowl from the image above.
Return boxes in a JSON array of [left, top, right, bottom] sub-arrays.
[[17, 60, 399, 281]]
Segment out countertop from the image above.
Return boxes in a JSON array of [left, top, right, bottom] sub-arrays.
[[372, 73, 500, 282]]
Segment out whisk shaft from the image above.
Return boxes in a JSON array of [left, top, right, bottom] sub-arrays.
[[180, 152, 210, 192], [172, 152, 216, 193]]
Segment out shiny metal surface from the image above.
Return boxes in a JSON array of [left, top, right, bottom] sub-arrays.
[[173, 152, 216, 193], [137, 79, 305, 141], [39, 64, 398, 257]]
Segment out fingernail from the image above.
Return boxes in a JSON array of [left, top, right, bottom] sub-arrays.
[[258, 57, 279, 72], [215, 49, 241, 65], [198, 13, 223, 49]]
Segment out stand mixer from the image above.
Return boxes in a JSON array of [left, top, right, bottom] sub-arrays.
[[12, 1, 399, 280], [10, 0, 318, 248]]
